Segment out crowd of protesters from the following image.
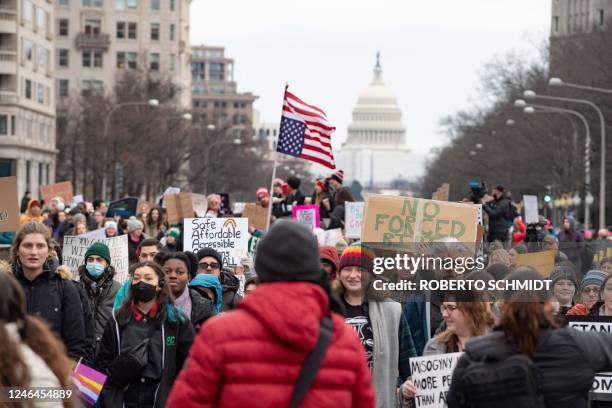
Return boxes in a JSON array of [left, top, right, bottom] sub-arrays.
[[1, 176, 612, 407]]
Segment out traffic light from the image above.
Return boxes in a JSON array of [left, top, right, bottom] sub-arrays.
[[544, 194, 552, 203]]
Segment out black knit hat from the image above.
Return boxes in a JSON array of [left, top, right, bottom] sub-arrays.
[[255, 219, 324, 283], [196, 247, 223, 269]]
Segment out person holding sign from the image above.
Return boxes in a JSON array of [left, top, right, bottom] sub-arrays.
[[335, 243, 416, 408], [95, 261, 195, 408], [447, 267, 612, 408]]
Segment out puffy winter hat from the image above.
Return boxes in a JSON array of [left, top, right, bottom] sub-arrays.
[[338, 243, 375, 273], [84, 241, 111, 265], [104, 220, 117, 230], [580, 270, 607, 291], [330, 169, 344, 184], [255, 219, 323, 283], [319, 246, 339, 272], [126, 217, 143, 233], [550, 265, 578, 288], [72, 213, 86, 226], [196, 247, 223, 269], [167, 227, 180, 239], [256, 188, 269, 199]]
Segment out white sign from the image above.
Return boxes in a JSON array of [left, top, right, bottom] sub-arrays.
[[568, 320, 612, 333], [523, 195, 539, 224], [84, 228, 106, 239], [192, 193, 208, 217], [233, 202, 246, 215], [316, 228, 344, 247], [183, 217, 249, 267], [409, 352, 463, 408], [345, 202, 365, 238], [70, 194, 84, 206], [62, 235, 130, 283]]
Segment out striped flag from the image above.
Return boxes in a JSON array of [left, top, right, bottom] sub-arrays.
[[276, 88, 336, 169], [71, 362, 107, 406]]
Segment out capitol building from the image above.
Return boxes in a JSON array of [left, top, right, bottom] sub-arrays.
[[335, 55, 424, 190]]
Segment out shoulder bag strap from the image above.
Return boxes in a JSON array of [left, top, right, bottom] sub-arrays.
[[289, 315, 333, 408]]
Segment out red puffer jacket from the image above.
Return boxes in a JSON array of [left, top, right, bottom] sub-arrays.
[[166, 282, 375, 408]]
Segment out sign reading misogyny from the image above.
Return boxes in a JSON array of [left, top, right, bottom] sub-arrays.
[[184, 217, 249, 267], [362, 194, 479, 243], [409, 352, 463, 408]]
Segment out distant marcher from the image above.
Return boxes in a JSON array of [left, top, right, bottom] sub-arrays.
[[20, 199, 44, 225], [137, 238, 162, 263], [482, 185, 513, 244], [20, 190, 32, 214], [328, 187, 355, 230], [566, 269, 607, 315], [195, 248, 241, 311], [104, 220, 118, 238], [126, 217, 145, 264]]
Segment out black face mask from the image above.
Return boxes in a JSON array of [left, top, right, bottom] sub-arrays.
[[132, 281, 158, 303]]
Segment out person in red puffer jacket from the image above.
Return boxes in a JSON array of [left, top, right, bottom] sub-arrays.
[[166, 220, 375, 408]]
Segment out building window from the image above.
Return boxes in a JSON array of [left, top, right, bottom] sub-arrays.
[[84, 19, 101, 35], [116, 21, 125, 38], [0, 115, 7, 135], [149, 52, 159, 70], [58, 0, 68, 5], [553, 16, 559, 32], [36, 8, 46, 32], [81, 80, 103, 97], [59, 18, 69, 36], [150, 0, 159, 10], [82, 50, 102, 68], [128, 22, 137, 38], [23, 0, 32, 22], [117, 51, 137, 69], [45, 164, 49, 184], [25, 79, 32, 99], [600, 9, 605, 26], [209, 62, 224, 81], [169, 0, 174, 10], [38, 163, 43, 186], [58, 79, 69, 97], [37, 83, 44, 103], [170, 24, 175, 41], [58, 49, 69, 67], [0, 159, 15, 177], [170, 53, 175, 71], [82, 0, 103, 6], [26, 161, 31, 190], [23, 39, 33, 61], [150, 22, 159, 40], [116, 0, 136, 10], [36, 45, 46, 68]]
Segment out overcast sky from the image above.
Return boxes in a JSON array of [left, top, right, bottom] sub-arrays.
[[190, 0, 551, 155]]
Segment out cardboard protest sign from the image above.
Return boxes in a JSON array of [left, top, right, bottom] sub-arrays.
[[62, 235, 129, 283], [410, 352, 463, 408], [0, 176, 19, 232], [514, 250, 555, 278], [345, 202, 365, 239], [362, 194, 479, 243], [192, 193, 208, 217], [106, 197, 138, 218], [523, 194, 539, 224], [292, 205, 320, 232], [316, 228, 344, 247], [567, 316, 612, 401], [40, 181, 73, 204], [432, 183, 450, 201], [183, 217, 249, 266], [165, 192, 194, 225], [242, 203, 268, 231]]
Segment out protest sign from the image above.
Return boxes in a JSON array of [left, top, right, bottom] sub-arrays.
[[62, 235, 129, 283], [106, 197, 138, 218], [161, 187, 180, 208], [316, 228, 344, 247], [362, 194, 479, 243], [345, 202, 365, 239], [432, 183, 450, 201], [242, 203, 268, 231], [567, 316, 612, 401], [410, 352, 463, 408], [192, 193, 208, 217], [40, 181, 73, 204], [165, 192, 194, 225], [70, 194, 84, 207], [0, 176, 19, 232], [292, 205, 320, 231], [233, 202, 246, 215], [514, 250, 555, 278], [523, 194, 539, 224], [84, 228, 106, 239], [183, 217, 249, 266]]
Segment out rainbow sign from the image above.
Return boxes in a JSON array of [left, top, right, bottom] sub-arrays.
[[72, 363, 107, 405]]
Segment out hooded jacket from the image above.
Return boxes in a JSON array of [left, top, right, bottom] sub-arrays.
[[166, 282, 376, 408], [189, 274, 223, 315], [558, 217, 585, 264], [447, 327, 612, 408], [19, 200, 44, 225], [483, 193, 512, 240]]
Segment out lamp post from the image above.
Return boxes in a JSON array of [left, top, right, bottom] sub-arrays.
[[102, 99, 159, 201], [549, 77, 612, 95], [523, 90, 607, 229], [203, 138, 242, 193], [519, 102, 592, 229]]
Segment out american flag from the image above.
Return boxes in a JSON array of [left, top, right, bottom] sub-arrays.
[[276, 88, 336, 169]]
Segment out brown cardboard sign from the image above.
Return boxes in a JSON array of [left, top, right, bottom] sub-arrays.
[[165, 192, 194, 225], [242, 203, 268, 231], [40, 181, 74, 204], [0, 176, 19, 232], [514, 250, 555, 278]]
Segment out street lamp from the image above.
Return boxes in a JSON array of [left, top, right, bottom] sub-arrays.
[[182, 113, 193, 121], [207, 124, 216, 131], [102, 99, 160, 200], [203, 138, 242, 193], [506, 119, 515, 126], [549, 77, 612, 95], [523, 89, 607, 229]]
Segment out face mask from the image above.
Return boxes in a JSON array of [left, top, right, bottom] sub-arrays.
[[132, 281, 158, 303], [86, 263, 105, 279]]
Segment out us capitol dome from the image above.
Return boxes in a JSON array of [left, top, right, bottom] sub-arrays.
[[335, 53, 423, 191]]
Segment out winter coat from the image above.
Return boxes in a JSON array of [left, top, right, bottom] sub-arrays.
[[95, 304, 195, 408], [189, 288, 214, 331], [447, 327, 612, 408], [328, 203, 346, 230], [12, 263, 87, 361], [558, 227, 585, 266], [483, 194, 512, 241], [166, 282, 376, 408], [220, 269, 242, 311], [5, 322, 64, 408], [310, 191, 333, 220], [78, 265, 121, 346], [127, 234, 145, 264], [19, 200, 44, 225], [189, 274, 223, 314]]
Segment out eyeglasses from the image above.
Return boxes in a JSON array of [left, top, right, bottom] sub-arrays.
[[582, 287, 600, 294], [441, 304, 458, 314], [198, 262, 220, 270]]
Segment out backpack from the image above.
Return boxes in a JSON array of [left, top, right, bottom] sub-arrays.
[[458, 353, 545, 408]]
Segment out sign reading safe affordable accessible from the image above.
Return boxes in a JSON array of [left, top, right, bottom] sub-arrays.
[[362, 194, 479, 243], [184, 218, 249, 267]]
